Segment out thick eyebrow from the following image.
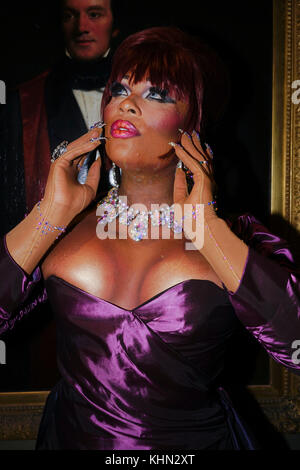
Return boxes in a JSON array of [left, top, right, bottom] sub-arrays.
[[63, 6, 106, 14], [86, 6, 106, 12]]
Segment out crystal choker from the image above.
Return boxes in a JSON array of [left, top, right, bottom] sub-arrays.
[[96, 187, 216, 242]]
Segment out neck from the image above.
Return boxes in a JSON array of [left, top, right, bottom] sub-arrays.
[[118, 165, 176, 210]]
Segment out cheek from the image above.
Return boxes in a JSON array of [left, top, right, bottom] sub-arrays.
[[146, 111, 185, 139], [103, 104, 114, 122], [103, 106, 115, 137], [94, 20, 113, 39]]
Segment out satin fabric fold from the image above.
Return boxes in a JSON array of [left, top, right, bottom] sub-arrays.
[[1, 212, 299, 449], [225, 214, 300, 373], [38, 275, 238, 449], [0, 236, 47, 333]]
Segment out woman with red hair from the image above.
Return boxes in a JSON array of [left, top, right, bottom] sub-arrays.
[[1, 27, 299, 450]]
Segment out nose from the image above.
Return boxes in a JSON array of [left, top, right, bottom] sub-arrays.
[[119, 96, 141, 116], [75, 13, 90, 34]]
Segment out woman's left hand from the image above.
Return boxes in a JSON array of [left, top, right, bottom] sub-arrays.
[[172, 131, 216, 227]]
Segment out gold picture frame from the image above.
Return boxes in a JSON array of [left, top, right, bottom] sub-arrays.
[[247, 0, 300, 433], [0, 0, 299, 441]]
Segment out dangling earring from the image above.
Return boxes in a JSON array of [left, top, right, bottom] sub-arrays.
[[109, 162, 121, 188]]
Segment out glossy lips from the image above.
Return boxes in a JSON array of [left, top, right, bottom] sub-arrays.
[[110, 120, 140, 139]]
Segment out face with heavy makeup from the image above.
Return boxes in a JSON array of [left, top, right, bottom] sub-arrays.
[[103, 76, 189, 173]]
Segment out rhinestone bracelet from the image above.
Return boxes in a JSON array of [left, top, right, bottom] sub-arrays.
[[189, 201, 217, 219], [172, 201, 216, 234], [35, 200, 67, 239], [180, 201, 217, 222]]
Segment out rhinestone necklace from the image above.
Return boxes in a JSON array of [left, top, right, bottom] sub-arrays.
[[96, 187, 184, 241]]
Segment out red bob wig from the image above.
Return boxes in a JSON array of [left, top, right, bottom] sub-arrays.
[[101, 26, 229, 134]]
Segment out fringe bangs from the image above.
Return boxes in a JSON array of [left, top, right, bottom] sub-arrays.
[[111, 43, 194, 104], [101, 26, 228, 134]]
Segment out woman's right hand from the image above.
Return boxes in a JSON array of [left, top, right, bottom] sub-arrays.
[[5, 127, 104, 275], [42, 127, 103, 219]]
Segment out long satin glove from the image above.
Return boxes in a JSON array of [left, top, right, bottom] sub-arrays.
[[172, 131, 248, 293], [6, 128, 102, 275]]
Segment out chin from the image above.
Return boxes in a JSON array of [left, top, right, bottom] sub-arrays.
[[106, 139, 136, 160]]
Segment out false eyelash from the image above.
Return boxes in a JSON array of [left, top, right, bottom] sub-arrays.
[[149, 86, 176, 103], [110, 81, 126, 94], [149, 86, 168, 97]]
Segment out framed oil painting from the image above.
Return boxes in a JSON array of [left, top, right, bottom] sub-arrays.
[[0, 0, 299, 444]]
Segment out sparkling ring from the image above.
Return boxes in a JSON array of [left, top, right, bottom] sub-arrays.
[[90, 121, 106, 130], [51, 140, 69, 163]]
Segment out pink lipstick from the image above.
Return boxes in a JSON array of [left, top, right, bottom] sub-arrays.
[[110, 120, 140, 139]]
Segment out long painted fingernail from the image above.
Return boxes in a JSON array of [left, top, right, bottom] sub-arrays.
[[205, 143, 214, 155], [176, 159, 183, 168], [192, 130, 200, 140], [90, 136, 107, 142], [183, 131, 191, 139], [178, 128, 184, 133], [168, 141, 177, 147], [90, 121, 106, 129]]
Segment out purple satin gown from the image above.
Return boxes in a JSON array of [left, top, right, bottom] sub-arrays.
[[0, 213, 299, 450]]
